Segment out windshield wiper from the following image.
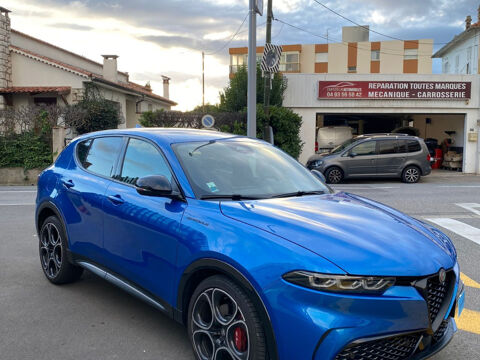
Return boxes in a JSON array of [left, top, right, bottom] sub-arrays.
[[270, 190, 325, 199], [200, 194, 264, 200]]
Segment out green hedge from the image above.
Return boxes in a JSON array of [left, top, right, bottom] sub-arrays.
[[0, 132, 52, 169]]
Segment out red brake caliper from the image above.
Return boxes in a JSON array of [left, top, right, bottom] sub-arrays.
[[234, 326, 247, 352]]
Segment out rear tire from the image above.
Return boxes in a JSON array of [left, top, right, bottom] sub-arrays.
[[325, 166, 343, 184], [402, 166, 421, 183], [188, 275, 266, 360], [39, 216, 83, 284]]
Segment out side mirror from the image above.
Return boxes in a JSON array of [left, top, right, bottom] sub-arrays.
[[349, 152, 357, 158], [311, 169, 326, 183], [136, 175, 173, 197]]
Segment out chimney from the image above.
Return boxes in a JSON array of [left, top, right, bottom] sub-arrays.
[[162, 75, 170, 99], [466, 15, 472, 30], [101, 55, 119, 82], [0, 7, 12, 89]]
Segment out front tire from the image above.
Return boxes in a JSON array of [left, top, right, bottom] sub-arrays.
[[188, 275, 266, 360], [402, 166, 421, 183], [325, 166, 344, 184], [39, 215, 83, 284]]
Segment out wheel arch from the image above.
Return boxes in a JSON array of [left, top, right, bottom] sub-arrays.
[[36, 201, 64, 234], [176, 258, 279, 360]]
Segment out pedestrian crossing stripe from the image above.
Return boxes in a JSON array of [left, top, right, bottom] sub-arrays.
[[456, 309, 480, 335], [461, 272, 480, 289]]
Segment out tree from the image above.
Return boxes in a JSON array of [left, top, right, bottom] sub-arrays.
[[219, 64, 286, 112]]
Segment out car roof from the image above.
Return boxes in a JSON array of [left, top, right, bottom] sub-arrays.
[[73, 127, 249, 144], [356, 133, 420, 140]]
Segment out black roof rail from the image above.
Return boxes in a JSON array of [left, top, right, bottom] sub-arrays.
[[360, 133, 410, 137]]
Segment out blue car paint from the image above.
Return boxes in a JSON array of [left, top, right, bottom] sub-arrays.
[[36, 128, 461, 360]]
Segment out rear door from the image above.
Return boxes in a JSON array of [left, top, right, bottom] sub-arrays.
[[102, 137, 187, 304], [376, 139, 407, 175], [343, 140, 377, 176], [56, 136, 124, 264]]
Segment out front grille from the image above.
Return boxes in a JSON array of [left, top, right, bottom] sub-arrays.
[[433, 320, 449, 342], [335, 333, 421, 360], [426, 275, 449, 323]]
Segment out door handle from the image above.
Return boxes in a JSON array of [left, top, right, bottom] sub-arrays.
[[107, 194, 124, 205], [62, 179, 75, 189]]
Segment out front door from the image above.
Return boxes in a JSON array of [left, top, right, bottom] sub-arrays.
[[102, 137, 187, 304], [343, 140, 377, 177]]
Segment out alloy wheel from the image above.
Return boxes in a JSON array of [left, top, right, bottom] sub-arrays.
[[40, 222, 63, 278], [191, 288, 250, 360], [404, 168, 419, 183], [328, 168, 342, 184]]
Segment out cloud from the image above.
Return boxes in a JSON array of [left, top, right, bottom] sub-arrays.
[[50, 22, 93, 31]]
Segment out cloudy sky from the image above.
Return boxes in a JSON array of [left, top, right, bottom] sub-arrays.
[[4, 0, 476, 110]]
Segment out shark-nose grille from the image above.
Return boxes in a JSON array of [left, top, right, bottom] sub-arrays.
[[426, 275, 449, 324]]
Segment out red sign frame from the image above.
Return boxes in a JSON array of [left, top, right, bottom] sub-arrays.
[[318, 81, 471, 100]]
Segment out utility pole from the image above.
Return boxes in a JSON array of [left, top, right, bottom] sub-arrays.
[[263, 0, 273, 143], [247, 0, 257, 138], [202, 51, 205, 113]]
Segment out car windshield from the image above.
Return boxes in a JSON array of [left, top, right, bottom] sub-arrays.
[[329, 137, 359, 154], [173, 138, 332, 199]]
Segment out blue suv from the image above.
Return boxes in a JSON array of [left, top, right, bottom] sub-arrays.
[[36, 128, 465, 360]]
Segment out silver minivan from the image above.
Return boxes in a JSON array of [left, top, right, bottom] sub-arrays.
[[306, 134, 431, 184]]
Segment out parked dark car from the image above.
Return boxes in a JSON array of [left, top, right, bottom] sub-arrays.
[[306, 134, 432, 184]]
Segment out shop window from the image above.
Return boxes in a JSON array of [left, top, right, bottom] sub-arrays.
[[315, 52, 328, 62], [135, 102, 142, 113], [404, 49, 418, 60], [371, 50, 380, 61]]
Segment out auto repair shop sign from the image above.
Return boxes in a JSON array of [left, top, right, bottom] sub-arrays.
[[318, 81, 471, 100]]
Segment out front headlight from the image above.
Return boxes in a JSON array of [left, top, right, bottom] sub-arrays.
[[310, 160, 324, 168], [283, 271, 395, 294]]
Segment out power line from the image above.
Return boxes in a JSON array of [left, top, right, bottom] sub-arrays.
[[204, 12, 249, 55], [274, 18, 434, 58], [311, 0, 449, 46]]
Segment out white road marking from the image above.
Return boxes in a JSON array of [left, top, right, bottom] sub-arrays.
[[426, 218, 480, 246], [456, 203, 480, 216], [0, 203, 35, 206], [0, 190, 37, 193]]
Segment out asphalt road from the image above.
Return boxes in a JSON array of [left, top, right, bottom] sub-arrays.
[[1, 170, 479, 360]]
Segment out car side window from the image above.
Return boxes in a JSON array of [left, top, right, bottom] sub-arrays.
[[118, 138, 172, 185], [378, 140, 397, 155], [396, 140, 408, 153], [350, 141, 376, 156], [77, 137, 123, 178], [407, 140, 421, 152]]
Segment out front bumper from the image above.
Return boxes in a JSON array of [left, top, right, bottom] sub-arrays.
[[268, 264, 463, 360]]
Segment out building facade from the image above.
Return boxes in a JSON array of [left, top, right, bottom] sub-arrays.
[[433, 6, 480, 74], [229, 26, 433, 77], [283, 73, 480, 175], [0, 7, 176, 129]]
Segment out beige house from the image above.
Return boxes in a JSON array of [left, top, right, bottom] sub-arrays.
[[229, 26, 433, 77], [0, 7, 176, 129]]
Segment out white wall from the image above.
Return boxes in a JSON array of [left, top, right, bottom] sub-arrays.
[[283, 73, 480, 174], [440, 30, 480, 74]]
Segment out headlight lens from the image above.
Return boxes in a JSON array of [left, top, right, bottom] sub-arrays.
[[283, 271, 395, 294], [311, 160, 324, 168]]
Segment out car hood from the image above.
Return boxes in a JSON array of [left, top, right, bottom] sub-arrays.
[[307, 152, 331, 162], [220, 193, 455, 277]]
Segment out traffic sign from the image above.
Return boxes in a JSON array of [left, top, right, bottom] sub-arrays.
[[201, 114, 215, 128]]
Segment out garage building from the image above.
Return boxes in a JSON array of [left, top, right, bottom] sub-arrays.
[[283, 73, 480, 174]]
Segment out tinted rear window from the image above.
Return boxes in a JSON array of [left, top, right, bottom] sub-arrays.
[[378, 140, 397, 154], [77, 137, 123, 177], [407, 140, 421, 152]]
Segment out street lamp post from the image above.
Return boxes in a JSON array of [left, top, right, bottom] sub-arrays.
[[247, 0, 257, 138]]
